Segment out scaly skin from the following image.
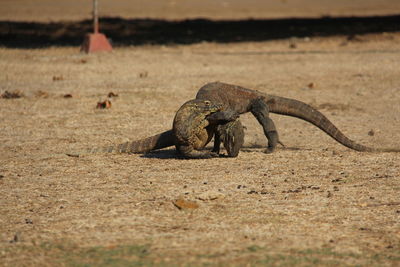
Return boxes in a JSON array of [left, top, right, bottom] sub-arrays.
[[67, 99, 244, 158], [172, 99, 241, 158], [196, 81, 400, 153]]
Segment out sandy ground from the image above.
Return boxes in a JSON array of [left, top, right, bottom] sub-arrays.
[[1, 1, 400, 266]]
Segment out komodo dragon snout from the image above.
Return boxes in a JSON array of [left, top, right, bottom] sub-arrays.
[[186, 99, 223, 114]]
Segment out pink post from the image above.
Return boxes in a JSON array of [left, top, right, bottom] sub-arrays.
[[81, 0, 112, 53]]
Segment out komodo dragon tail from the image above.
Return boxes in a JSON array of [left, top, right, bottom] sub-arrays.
[[67, 130, 175, 157], [266, 95, 400, 152]]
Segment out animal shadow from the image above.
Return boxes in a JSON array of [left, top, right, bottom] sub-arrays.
[[140, 149, 183, 159]]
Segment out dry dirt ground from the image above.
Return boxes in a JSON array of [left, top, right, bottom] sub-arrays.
[[1, 1, 400, 267]]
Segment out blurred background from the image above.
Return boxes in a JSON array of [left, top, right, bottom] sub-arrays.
[[1, 0, 400, 21], [1, 0, 400, 48]]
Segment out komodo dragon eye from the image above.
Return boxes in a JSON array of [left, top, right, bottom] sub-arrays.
[[204, 101, 211, 106]]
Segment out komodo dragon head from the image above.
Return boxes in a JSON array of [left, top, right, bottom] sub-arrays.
[[173, 99, 223, 127], [173, 99, 223, 143], [184, 99, 222, 114]]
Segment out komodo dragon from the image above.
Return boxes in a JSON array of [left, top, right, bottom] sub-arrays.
[[67, 99, 244, 158], [196, 81, 400, 153]]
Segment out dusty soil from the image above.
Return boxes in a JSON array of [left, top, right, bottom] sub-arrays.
[[1, 1, 400, 266]]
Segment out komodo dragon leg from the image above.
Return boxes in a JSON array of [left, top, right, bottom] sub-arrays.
[[250, 98, 279, 153], [213, 120, 244, 157], [207, 110, 244, 157]]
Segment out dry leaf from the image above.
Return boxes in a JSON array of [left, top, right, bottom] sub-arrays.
[[96, 99, 112, 109], [108, 92, 119, 98], [139, 71, 148, 78], [52, 75, 64, 81], [1, 90, 23, 99], [35, 90, 49, 98], [368, 129, 375, 136], [173, 198, 199, 210], [307, 82, 316, 89]]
